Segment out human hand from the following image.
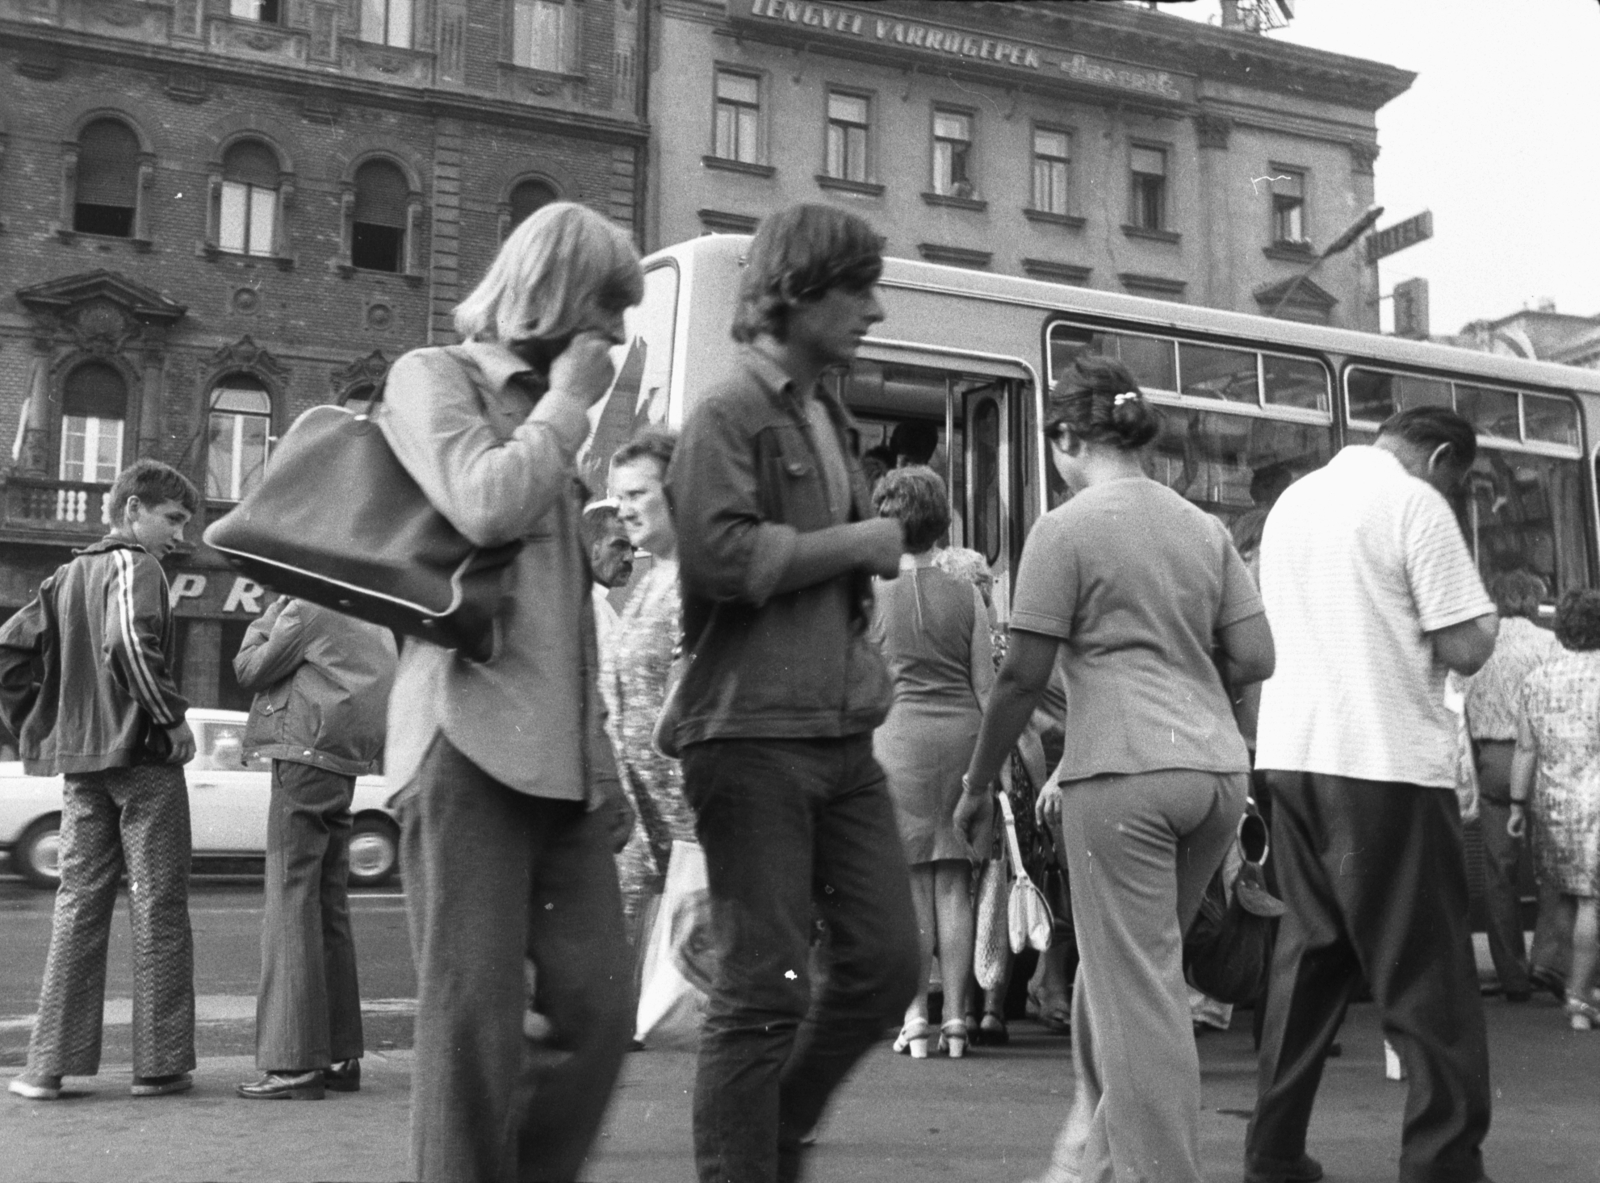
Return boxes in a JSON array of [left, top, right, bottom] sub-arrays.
[[954, 775, 991, 846], [548, 331, 619, 410], [166, 720, 196, 765], [1035, 774, 1064, 834], [1507, 803, 1527, 840], [858, 517, 905, 579]]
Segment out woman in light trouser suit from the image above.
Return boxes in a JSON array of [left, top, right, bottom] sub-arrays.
[[956, 354, 1275, 1183]]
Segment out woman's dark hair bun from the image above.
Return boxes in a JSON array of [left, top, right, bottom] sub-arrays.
[[1045, 355, 1163, 451], [1109, 390, 1161, 449]]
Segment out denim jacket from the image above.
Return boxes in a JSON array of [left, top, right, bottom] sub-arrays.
[[666, 348, 891, 743]]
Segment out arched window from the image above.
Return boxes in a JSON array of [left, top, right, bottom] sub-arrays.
[[220, 140, 279, 256], [351, 160, 408, 273], [74, 119, 140, 238], [207, 376, 272, 501], [510, 179, 557, 229], [60, 362, 127, 484]]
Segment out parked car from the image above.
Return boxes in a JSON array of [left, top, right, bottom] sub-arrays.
[[0, 708, 400, 890]]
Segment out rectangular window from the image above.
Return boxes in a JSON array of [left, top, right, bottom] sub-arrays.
[[207, 413, 270, 501], [714, 71, 761, 164], [513, 0, 566, 72], [59, 415, 123, 485], [826, 91, 870, 182], [1272, 170, 1306, 244], [1032, 129, 1070, 215], [361, 0, 412, 47], [932, 110, 973, 197], [230, 0, 281, 21], [219, 182, 276, 256], [1130, 145, 1166, 231], [1179, 343, 1260, 405]]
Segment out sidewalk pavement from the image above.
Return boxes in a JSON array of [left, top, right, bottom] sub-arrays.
[[4, 996, 1596, 1183]]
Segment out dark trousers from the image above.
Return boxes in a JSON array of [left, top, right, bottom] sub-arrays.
[[681, 735, 920, 1183], [399, 736, 633, 1183], [1473, 740, 1530, 995], [255, 759, 363, 1071], [27, 763, 194, 1079], [1248, 773, 1491, 1183]]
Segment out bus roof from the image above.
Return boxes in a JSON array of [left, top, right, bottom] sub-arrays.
[[651, 235, 1600, 398]]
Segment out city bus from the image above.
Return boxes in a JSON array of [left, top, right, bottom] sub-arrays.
[[589, 232, 1600, 927], [594, 232, 1600, 624]]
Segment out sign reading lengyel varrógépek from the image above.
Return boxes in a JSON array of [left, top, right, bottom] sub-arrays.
[[728, 0, 1193, 104]]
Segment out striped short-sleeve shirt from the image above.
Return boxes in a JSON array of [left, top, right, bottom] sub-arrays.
[[1254, 445, 1494, 788]]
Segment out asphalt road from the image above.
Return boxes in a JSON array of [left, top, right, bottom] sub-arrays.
[[0, 878, 416, 1066]]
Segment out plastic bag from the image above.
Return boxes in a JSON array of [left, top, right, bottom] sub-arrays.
[[634, 840, 715, 1048]]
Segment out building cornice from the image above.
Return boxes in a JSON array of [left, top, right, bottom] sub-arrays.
[[0, 21, 650, 145], [965, 1, 1414, 111]]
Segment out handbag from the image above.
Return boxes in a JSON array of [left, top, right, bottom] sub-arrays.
[[997, 791, 1053, 954], [972, 855, 1009, 990], [1183, 799, 1287, 1006], [203, 362, 520, 663], [634, 840, 713, 1049]]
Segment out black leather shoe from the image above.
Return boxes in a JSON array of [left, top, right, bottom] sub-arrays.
[[1244, 1152, 1323, 1183], [324, 1059, 360, 1093], [236, 1070, 325, 1100]]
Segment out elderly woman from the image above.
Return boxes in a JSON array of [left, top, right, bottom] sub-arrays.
[[602, 426, 696, 936], [1510, 589, 1600, 1030], [870, 466, 994, 1059], [955, 356, 1273, 1183], [1465, 570, 1558, 1002], [377, 202, 642, 1183]]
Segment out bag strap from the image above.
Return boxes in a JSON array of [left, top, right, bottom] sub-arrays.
[[996, 792, 1028, 880]]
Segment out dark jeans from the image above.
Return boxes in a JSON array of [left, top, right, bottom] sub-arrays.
[[256, 760, 362, 1071], [1248, 773, 1491, 1183], [681, 735, 920, 1183], [399, 736, 632, 1183], [1473, 740, 1530, 995]]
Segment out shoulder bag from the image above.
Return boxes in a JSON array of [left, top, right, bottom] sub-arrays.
[[203, 360, 520, 664]]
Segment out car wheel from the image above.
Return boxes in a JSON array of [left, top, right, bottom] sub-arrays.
[[16, 815, 63, 890], [348, 815, 400, 888]]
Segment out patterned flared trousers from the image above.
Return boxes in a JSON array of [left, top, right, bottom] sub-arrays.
[[26, 763, 196, 1079]]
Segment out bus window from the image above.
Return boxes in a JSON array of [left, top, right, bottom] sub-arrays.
[[1263, 356, 1330, 413], [1466, 450, 1588, 597], [1345, 367, 1450, 424], [1455, 384, 1520, 441], [1147, 409, 1332, 530], [1525, 392, 1581, 448], [1179, 343, 1258, 405], [966, 389, 1003, 567]]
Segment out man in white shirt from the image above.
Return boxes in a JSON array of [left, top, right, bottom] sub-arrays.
[[1247, 407, 1500, 1183]]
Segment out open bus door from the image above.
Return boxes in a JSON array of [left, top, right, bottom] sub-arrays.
[[830, 348, 1032, 619]]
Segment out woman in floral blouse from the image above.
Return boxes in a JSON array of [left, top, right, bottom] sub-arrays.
[[603, 427, 695, 934], [1510, 589, 1600, 1030]]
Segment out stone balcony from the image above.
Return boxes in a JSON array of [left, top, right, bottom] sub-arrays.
[[2, 475, 113, 542]]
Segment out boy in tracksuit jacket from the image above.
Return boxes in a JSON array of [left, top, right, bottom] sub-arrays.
[[0, 459, 201, 1101]]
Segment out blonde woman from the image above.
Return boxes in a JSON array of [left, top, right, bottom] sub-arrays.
[[378, 203, 642, 1183]]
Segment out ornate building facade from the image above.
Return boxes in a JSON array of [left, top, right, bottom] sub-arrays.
[[648, 0, 1411, 326], [0, 0, 646, 714]]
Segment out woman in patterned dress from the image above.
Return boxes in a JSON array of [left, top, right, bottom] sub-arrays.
[[603, 427, 695, 936], [1510, 589, 1600, 1029]]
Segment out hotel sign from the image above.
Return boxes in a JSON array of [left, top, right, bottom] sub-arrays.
[[729, 0, 1194, 104]]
